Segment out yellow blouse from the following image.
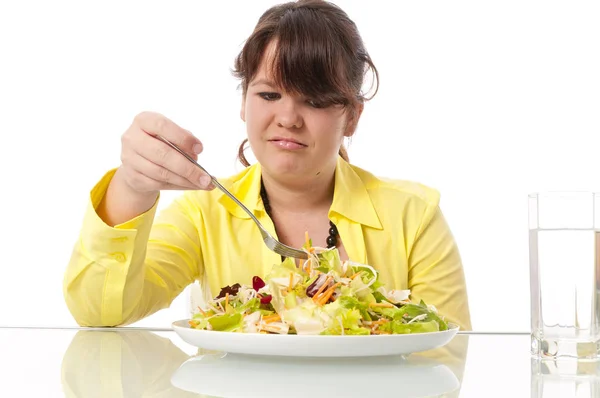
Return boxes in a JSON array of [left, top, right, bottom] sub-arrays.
[[63, 157, 472, 330]]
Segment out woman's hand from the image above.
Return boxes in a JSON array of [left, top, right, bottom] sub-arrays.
[[119, 111, 213, 194], [98, 111, 214, 226]]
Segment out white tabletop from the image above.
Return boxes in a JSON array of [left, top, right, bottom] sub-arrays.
[[1, 327, 597, 397]]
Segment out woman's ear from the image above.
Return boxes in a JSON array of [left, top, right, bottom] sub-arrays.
[[344, 103, 364, 137]]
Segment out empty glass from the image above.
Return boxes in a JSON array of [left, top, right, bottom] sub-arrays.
[[529, 192, 600, 360]]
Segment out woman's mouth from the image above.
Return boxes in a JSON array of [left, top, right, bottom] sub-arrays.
[[268, 138, 307, 150]]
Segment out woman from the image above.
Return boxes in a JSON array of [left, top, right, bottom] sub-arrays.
[[63, 0, 472, 330]]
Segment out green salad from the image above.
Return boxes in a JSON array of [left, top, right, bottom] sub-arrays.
[[188, 236, 448, 335]]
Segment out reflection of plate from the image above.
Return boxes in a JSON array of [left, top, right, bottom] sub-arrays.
[[172, 319, 459, 357], [171, 352, 459, 398]]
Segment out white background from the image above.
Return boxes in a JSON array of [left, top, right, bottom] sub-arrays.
[[0, 0, 598, 332]]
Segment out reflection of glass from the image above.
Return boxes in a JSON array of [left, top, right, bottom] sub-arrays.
[[171, 336, 469, 398], [531, 357, 600, 398], [529, 192, 600, 359]]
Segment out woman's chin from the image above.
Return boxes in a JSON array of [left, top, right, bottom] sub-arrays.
[[261, 153, 310, 176]]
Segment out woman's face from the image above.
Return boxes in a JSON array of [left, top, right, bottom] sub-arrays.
[[240, 42, 361, 180]]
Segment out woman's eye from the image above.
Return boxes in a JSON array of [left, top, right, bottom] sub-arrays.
[[258, 92, 280, 101], [306, 99, 326, 109]]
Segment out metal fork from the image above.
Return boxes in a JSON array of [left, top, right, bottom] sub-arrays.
[[155, 135, 312, 260]]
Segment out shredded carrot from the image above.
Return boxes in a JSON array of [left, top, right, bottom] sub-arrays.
[[306, 263, 311, 275], [288, 272, 294, 292], [317, 282, 341, 305], [225, 293, 229, 308], [349, 271, 363, 280], [312, 276, 333, 302], [262, 314, 281, 323], [369, 302, 395, 308], [325, 281, 342, 297], [305, 231, 310, 248], [196, 306, 206, 316]]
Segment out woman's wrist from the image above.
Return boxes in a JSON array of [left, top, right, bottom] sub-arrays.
[[97, 167, 159, 226]]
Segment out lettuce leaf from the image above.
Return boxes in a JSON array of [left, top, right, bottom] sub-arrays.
[[319, 307, 371, 336], [372, 302, 448, 331], [266, 257, 300, 279], [208, 313, 243, 332], [379, 319, 441, 334], [316, 249, 344, 275], [338, 296, 372, 321]]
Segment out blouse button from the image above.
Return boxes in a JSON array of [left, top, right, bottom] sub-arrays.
[[111, 252, 127, 263]]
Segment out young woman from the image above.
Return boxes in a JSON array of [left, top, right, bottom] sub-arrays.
[[63, 0, 472, 331]]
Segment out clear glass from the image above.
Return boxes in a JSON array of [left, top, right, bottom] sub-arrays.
[[529, 192, 600, 360]]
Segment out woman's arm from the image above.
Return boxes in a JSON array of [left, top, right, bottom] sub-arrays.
[[407, 202, 472, 331], [63, 169, 203, 327]]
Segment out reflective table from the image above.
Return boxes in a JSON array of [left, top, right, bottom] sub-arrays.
[[1, 327, 598, 397]]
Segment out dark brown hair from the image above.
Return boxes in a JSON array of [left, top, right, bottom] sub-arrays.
[[233, 0, 379, 167]]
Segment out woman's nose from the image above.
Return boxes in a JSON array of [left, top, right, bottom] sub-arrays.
[[275, 99, 303, 129]]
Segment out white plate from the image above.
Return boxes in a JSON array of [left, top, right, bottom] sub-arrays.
[[171, 351, 460, 398], [172, 319, 459, 357]]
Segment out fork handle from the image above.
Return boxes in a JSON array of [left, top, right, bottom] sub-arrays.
[[154, 135, 265, 227]]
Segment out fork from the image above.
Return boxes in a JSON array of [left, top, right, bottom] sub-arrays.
[[155, 135, 313, 261]]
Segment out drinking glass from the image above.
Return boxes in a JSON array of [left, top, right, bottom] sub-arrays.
[[529, 192, 600, 360]]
